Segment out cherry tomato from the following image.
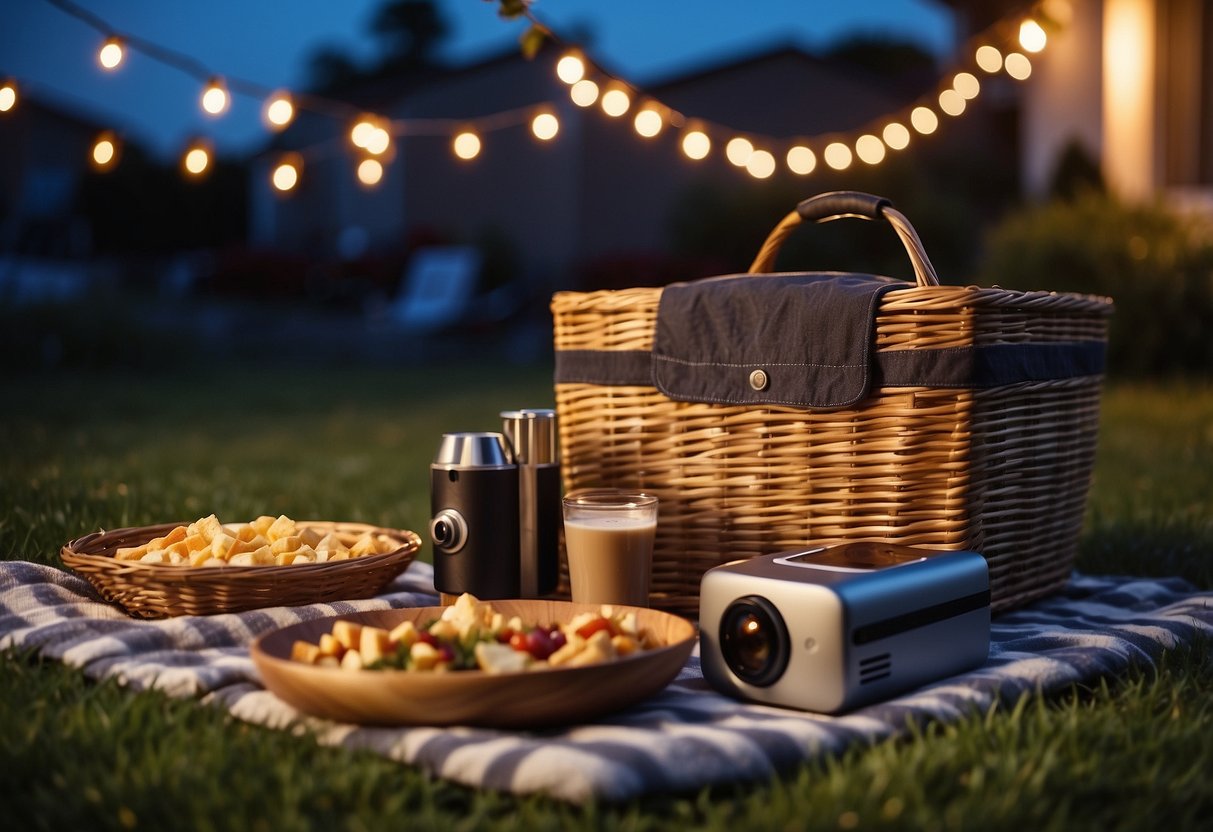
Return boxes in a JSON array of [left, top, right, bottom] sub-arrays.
[[575, 617, 614, 640], [416, 631, 437, 646], [496, 627, 516, 644], [509, 632, 530, 653]]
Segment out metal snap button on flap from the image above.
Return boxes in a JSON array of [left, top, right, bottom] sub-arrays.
[[749, 368, 769, 391]]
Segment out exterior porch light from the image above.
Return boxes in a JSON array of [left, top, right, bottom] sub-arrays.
[[1019, 19, 1048, 53]]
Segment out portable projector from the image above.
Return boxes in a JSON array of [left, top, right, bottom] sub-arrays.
[[699, 542, 990, 714]]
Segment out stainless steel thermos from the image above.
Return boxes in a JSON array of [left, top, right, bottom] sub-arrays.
[[428, 409, 560, 599]]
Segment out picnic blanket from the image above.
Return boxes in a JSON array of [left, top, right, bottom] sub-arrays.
[[2, 559, 1211, 803]]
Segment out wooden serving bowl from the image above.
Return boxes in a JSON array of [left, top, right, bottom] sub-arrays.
[[251, 599, 697, 728]]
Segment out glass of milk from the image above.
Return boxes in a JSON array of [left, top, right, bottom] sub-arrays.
[[561, 489, 658, 607]]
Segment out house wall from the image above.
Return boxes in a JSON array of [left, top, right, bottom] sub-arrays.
[[1021, 0, 1105, 197]]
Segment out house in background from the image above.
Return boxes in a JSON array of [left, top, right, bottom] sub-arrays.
[[949, 0, 1212, 206]]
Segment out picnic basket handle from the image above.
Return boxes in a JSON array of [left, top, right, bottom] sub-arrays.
[[748, 191, 941, 287]]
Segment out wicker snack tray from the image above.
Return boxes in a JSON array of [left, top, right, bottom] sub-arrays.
[[61, 520, 422, 619]]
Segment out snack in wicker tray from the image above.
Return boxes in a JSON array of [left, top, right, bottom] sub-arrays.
[[289, 592, 662, 673], [113, 513, 398, 567]]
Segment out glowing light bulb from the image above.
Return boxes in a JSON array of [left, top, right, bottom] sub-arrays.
[[98, 38, 124, 70], [633, 107, 663, 138], [976, 45, 1003, 73], [183, 143, 210, 177], [824, 142, 853, 170], [351, 117, 377, 149], [682, 130, 711, 160], [786, 145, 816, 175], [365, 126, 391, 155], [882, 122, 910, 150], [1005, 52, 1033, 80], [201, 78, 229, 116], [725, 137, 753, 166], [357, 158, 384, 186], [272, 155, 301, 192], [531, 111, 559, 141], [1019, 19, 1047, 53], [555, 53, 585, 84], [264, 93, 294, 129], [0, 81, 16, 113], [570, 79, 599, 107], [910, 106, 939, 135], [91, 132, 118, 169], [953, 72, 980, 100], [855, 134, 886, 165], [601, 88, 630, 117], [453, 131, 481, 160], [939, 88, 966, 116], [745, 149, 776, 179]]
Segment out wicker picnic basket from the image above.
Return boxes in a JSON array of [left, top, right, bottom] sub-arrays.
[[552, 192, 1113, 616], [61, 521, 422, 619]]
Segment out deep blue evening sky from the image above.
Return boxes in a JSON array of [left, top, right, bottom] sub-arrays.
[[2, 0, 955, 159]]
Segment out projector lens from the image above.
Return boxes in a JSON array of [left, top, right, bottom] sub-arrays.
[[720, 596, 789, 686]]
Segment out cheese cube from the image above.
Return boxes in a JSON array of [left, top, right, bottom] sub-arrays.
[[266, 515, 296, 542], [332, 621, 363, 650], [474, 642, 530, 674], [388, 620, 419, 648], [290, 641, 321, 664], [359, 626, 393, 665], [340, 649, 364, 670]]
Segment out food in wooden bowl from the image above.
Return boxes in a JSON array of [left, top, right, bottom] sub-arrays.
[[251, 598, 697, 728]]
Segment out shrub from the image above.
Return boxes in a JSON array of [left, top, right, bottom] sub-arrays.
[[978, 193, 1213, 377]]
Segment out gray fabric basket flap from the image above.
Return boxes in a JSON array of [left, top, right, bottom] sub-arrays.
[[652, 272, 910, 409]]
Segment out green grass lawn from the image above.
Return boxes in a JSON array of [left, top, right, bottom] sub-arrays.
[[2, 359, 1211, 830]]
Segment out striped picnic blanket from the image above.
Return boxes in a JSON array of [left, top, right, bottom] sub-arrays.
[[2, 559, 1210, 803]]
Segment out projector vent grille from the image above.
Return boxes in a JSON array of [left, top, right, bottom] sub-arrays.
[[858, 653, 892, 685]]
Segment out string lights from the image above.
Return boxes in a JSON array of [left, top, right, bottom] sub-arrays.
[[5, 0, 1060, 194]]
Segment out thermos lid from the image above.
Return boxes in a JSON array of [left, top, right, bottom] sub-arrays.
[[500, 409, 559, 465], [432, 432, 514, 469]]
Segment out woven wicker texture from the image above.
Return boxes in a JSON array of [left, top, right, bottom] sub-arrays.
[[61, 521, 422, 619], [551, 194, 1112, 615]]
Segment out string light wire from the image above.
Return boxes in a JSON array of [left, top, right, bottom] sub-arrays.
[[18, 0, 1058, 187]]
